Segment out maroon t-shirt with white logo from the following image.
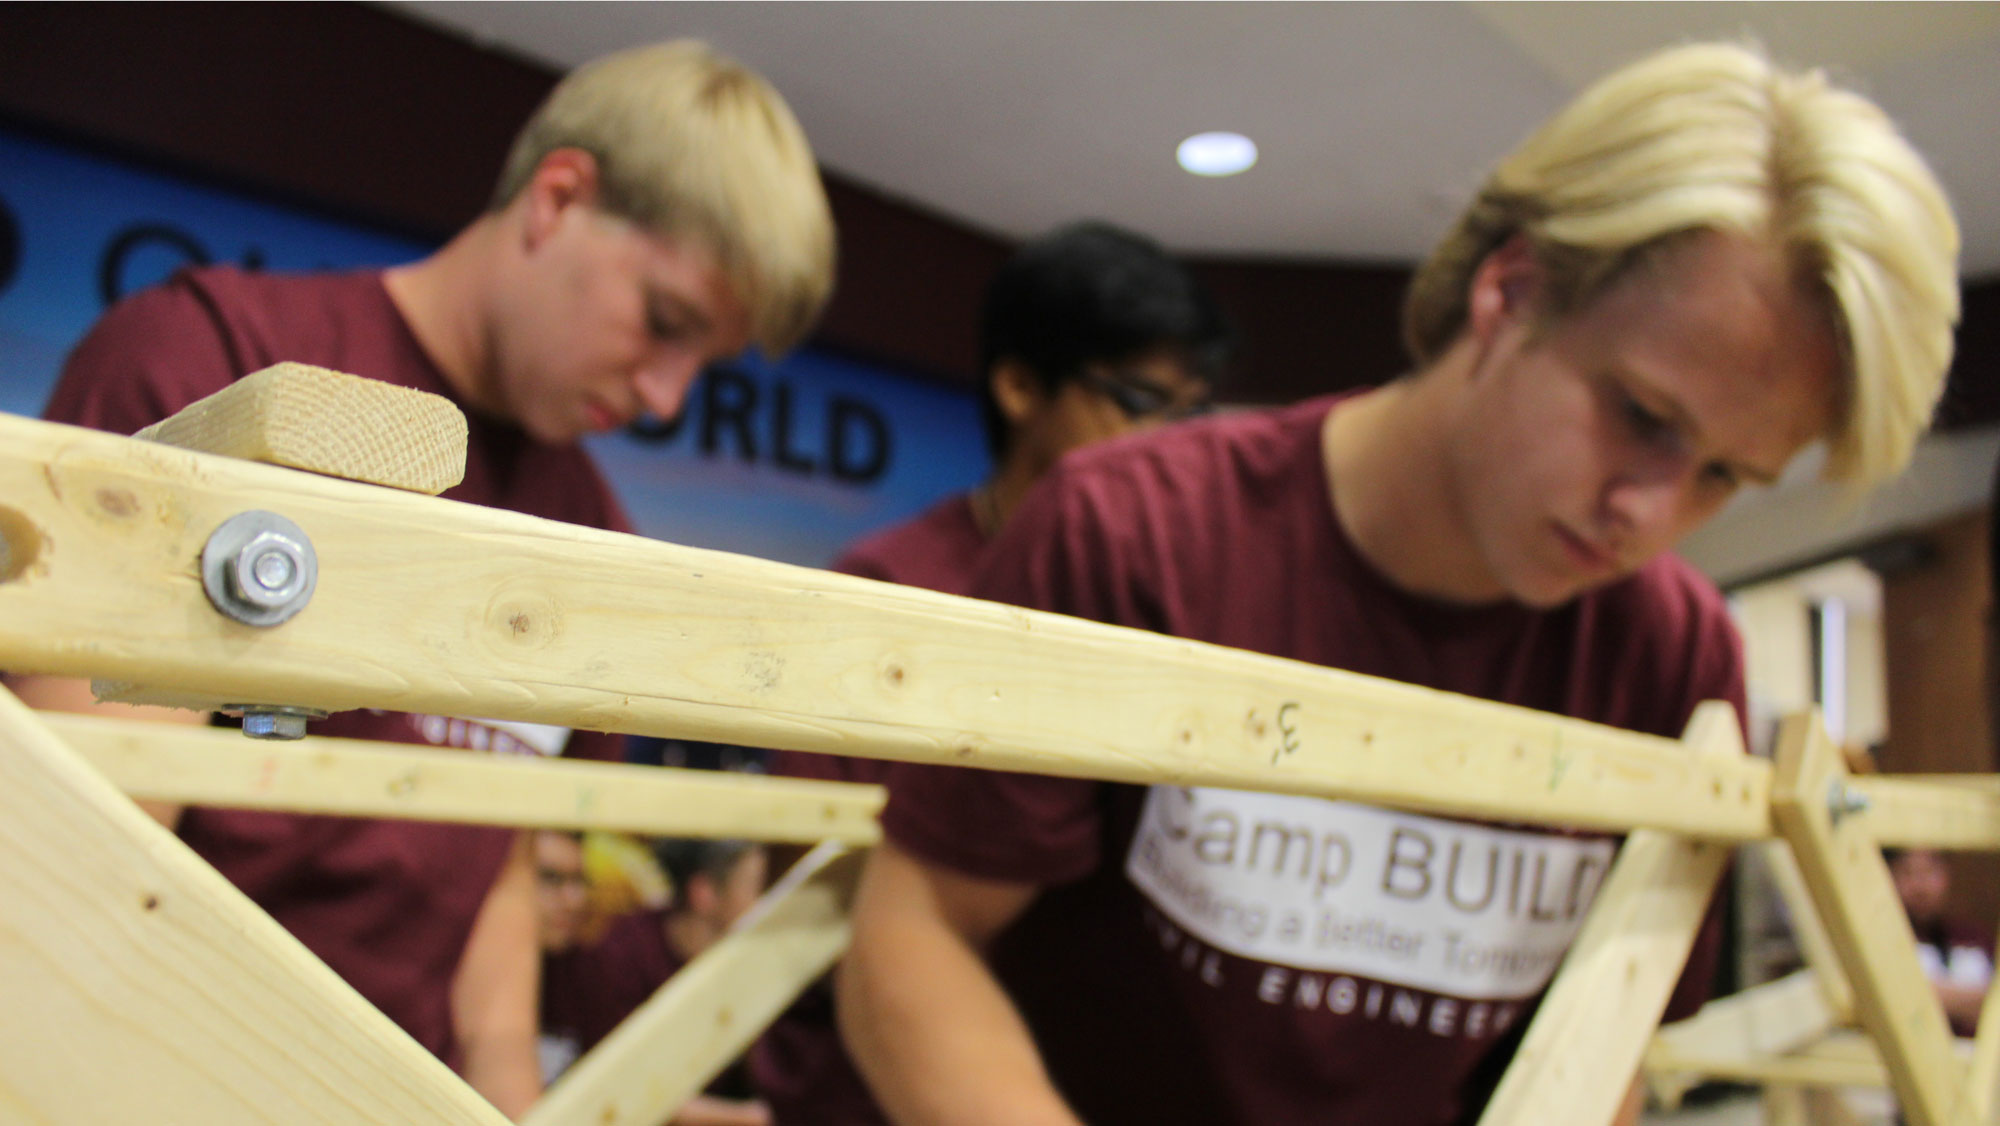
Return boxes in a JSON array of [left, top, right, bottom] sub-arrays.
[[43, 266, 628, 1069], [881, 396, 1743, 1126], [757, 492, 986, 1125]]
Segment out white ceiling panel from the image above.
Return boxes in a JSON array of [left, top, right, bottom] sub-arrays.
[[390, 1, 2000, 274]]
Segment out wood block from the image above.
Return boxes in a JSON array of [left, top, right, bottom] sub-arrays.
[[43, 710, 883, 844], [524, 843, 864, 1126], [0, 684, 508, 1123], [134, 361, 466, 493]]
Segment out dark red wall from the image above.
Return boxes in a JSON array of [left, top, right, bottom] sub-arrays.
[[1, 1, 1990, 419]]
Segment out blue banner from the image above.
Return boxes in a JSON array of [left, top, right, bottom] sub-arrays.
[[0, 126, 987, 567]]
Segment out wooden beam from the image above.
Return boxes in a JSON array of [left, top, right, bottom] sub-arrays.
[[1770, 713, 1967, 1126], [524, 843, 863, 1126], [1762, 839, 1857, 1023], [0, 684, 509, 1123], [1647, 1028, 1975, 1091], [41, 711, 884, 844], [1648, 970, 1841, 1068], [1848, 775, 2000, 850], [1477, 701, 1741, 1126], [1966, 935, 2000, 1122], [0, 412, 1772, 841], [133, 362, 467, 494], [1648, 1037, 1890, 1089]]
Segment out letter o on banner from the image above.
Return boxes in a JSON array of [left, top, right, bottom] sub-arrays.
[[99, 223, 211, 306]]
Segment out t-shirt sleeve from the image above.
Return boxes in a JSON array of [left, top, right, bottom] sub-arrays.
[[44, 275, 243, 432], [880, 469, 1132, 886], [829, 544, 894, 582]]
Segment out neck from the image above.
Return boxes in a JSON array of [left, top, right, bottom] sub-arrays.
[[976, 452, 1044, 537], [381, 215, 504, 414], [1323, 347, 1506, 605], [663, 910, 719, 961]]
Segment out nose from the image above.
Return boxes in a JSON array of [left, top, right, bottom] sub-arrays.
[[1600, 463, 1703, 547], [632, 355, 702, 420]]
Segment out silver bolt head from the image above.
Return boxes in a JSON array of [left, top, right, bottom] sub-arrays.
[[229, 531, 309, 609]]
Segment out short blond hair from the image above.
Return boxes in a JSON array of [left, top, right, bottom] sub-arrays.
[[495, 41, 836, 355], [1404, 42, 1959, 488]]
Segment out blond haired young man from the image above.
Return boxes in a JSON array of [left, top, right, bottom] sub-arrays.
[[12, 41, 832, 1117], [839, 43, 1957, 1126]]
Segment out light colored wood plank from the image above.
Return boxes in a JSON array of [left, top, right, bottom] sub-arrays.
[[1967, 934, 2000, 1122], [0, 684, 509, 1124], [1801, 1087, 1869, 1126], [1648, 1042, 1889, 1090], [1477, 701, 1741, 1126], [1646, 1028, 1974, 1091], [524, 842, 863, 1126], [1770, 713, 1967, 1126], [0, 412, 1772, 841], [1763, 839, 1858, 1024], [1763, 1086, 1810, 1126], [41, 711, 883, 844], [1848, 775, 2000, 850], [1649, 970, 1841, 1067], [133, 362, 466, 494]]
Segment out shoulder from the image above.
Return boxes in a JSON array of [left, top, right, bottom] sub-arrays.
[[832, 493, 983, 590], [1008, 397, 1332, 564], [1049, 397, 1333, 511]]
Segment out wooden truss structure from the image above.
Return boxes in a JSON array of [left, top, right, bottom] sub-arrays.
[[1, 366, 1996, 1123]]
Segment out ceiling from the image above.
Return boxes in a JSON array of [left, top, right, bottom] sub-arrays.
[[392, 2, 2000, 274]]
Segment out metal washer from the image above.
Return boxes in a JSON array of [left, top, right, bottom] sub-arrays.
[[200, 510, 318, 627]]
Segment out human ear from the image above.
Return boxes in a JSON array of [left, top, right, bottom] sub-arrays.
[[989, 360, 1048, 429], [1466, 235, 1541, 345], [520, 148, 602, 249]]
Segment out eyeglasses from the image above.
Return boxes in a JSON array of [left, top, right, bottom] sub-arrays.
[[1074, 367, 1212, 422]]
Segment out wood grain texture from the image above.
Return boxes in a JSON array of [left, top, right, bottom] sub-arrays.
[[1476, 701, 1741, 1126], [1648, 970, 1841, 1073], [1771, 713, 1969, 1126], [43, 711, 883, 844], [1763, 840, 1858, 1024], [133, 362, 467, 494], [0, 412, 1771, 841], [1849, 775, 2000, 849], [524, 843, 863, 1126], [0, 685, 510, 1124]]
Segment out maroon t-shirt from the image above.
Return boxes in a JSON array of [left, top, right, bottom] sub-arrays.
[[43, 265, 630, 1068], [757, 492, 986, 1125], [881, 396, 1745, 1126], [541, 908, 687, 1058]]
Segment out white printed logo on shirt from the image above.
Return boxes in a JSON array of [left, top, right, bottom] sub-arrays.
[[1125, 787, 1615, 1001]]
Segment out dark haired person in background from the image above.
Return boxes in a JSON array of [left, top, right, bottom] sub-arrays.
[[1887, 846, 1993, 1036], [753, 220, 1231, 1125], [542, 838, 772, 1126]]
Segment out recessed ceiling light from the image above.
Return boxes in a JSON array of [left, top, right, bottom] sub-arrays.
[[1177, 132, 1258, 177]]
